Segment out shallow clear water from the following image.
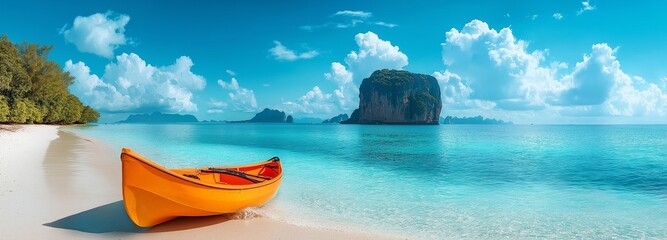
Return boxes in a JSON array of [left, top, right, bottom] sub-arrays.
[[68, 124, 667, 239]]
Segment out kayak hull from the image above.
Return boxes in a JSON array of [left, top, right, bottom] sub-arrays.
[[120, 148, 282, 227]]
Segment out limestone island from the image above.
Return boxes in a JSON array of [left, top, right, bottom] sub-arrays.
[[441, 115, 513, 125], [342, 69, 442, 125], [227, 108, 293, 123], [322, 114, 349, 124]]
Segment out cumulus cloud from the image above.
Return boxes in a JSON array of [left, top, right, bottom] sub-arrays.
[[345, 32, 409, 81], [226, 69, 236, 76], [285, 31, 408, 116], [558, 44, 617, 105], [553, 13, 563, 20], [62, 11, 130, 58], [439, 19, 667, 120], [217, 78, 258, 112], [65, 53, 205, 112], [324, 62, 358, 110], [442, 19, 562, 110], [333, 10, 372, 19], [282, 86, 337, 115], [269, 41, 319, 61], [65, 60, 132, 110], [559, 44, 667, 116], [433, 70, 470, 105], [577, 1, 595, 15]]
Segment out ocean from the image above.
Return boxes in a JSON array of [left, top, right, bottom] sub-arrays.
[[68, 124, 667, 239]]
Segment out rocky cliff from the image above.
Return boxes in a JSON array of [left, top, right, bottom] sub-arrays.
[[342, 69, 441, 125], [322, 114, 349, 124], [228, 108, 293, 123]]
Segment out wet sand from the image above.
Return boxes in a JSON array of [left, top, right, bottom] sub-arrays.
[[0, 125, 399, 239]]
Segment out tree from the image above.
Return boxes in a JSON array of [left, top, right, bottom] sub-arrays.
[[0, 96, 9, 122], [78, 106, 100, 123], [25, 100, 43, 124], [0, 35, 100, 124], [18, 42, 72, 106], [0, 35, 30, 100], [62, 94, 83, 124], [9, 98, 29, 123], [42, 93, 66, 124]]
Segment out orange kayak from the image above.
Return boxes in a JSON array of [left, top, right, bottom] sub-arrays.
[[120, 148, 283, 227]]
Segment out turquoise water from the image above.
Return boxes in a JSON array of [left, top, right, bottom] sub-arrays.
[[68, 124, 667, 239]]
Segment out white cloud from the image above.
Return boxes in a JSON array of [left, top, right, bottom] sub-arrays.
[[324, 62, 353, 86], [442, 19, 561, 110], [433, 70, 470, 105], [157, 56, 206, 90], [558, 44, 617, 105], [226, 69, 236, 76], [217, 78, 258, 112], [553, 13, 563, 20], [65, 60, 132, 110], [336, 20, 364, 29], [207, 99, 228, 114], [345, 32, 409, 81], [559, 44, 667, 116], [439, 20, 667, 120], [65, 53, 205, 112], [286, 31, 408, 115], [301, 10, 396, 31], [62, 12, 130, 58], [207, 109, 224, 114], [282, 86, 336, 115], [269, 41, 319, 61], [333, 10, 372, 19], [332, 31, 408, 111], [325, 62, 358, 110], [577, 1, 595, 15], [373, 22, 398, 28], [530, 15, 539, 20]]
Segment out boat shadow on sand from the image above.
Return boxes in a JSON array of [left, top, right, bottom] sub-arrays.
[[44, 200, 234, 233]]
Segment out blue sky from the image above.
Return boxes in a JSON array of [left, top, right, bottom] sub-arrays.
[[2, 0, 666, 123]]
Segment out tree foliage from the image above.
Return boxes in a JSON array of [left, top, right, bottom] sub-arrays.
[[0, 96, 10, 122], [0, 35, 99, 124], [78, 106, 100, 124]]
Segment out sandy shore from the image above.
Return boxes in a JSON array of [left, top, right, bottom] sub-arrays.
[[0, 125, 399, 239]]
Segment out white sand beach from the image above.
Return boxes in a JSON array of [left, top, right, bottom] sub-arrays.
[[0, 125, 398, 239]]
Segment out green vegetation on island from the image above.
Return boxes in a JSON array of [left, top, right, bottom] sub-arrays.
[[0, 35, 99, 124]]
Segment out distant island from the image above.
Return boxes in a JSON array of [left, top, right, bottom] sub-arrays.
[[342, 69, 442, 125], [293, 117, 324, 124], [440, 116, 513, 125], [119, 112, 198, 123], [227, 108, 293, 123], [0, 35, 99, 124], [322, 114, 349, 124]]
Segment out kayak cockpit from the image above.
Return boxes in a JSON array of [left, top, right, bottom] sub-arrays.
[[172, 157, 281, 185]]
